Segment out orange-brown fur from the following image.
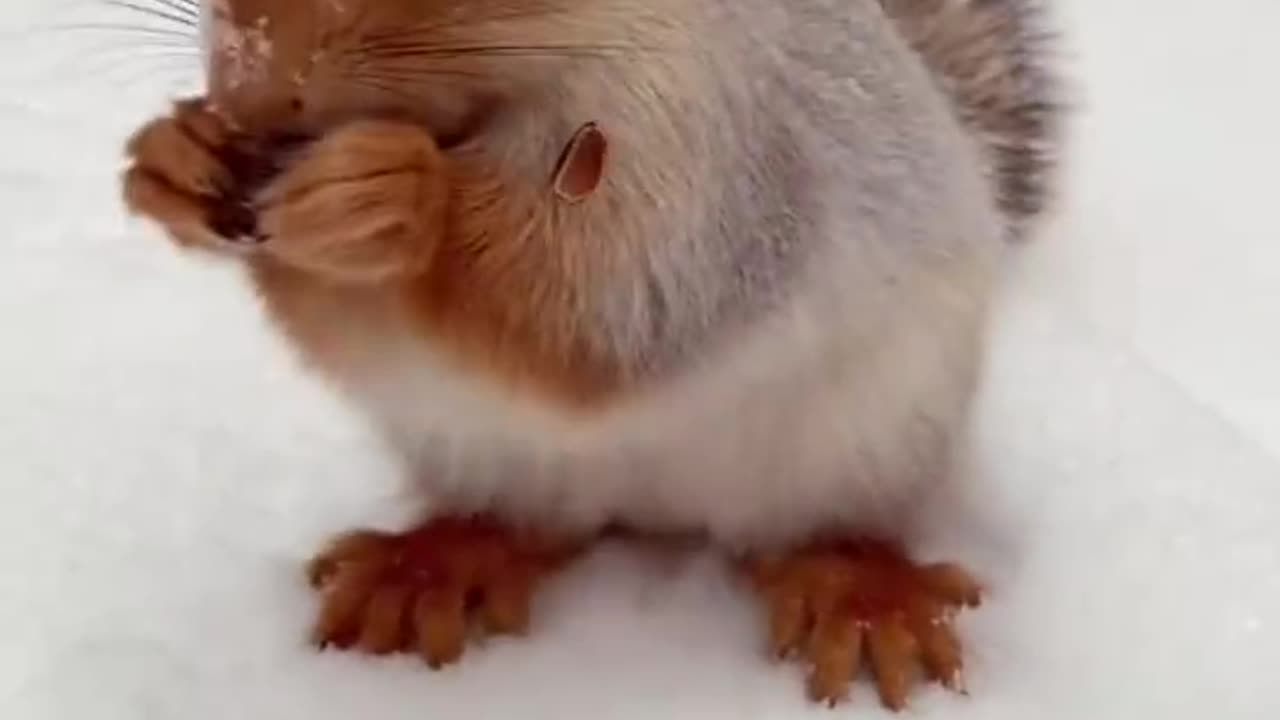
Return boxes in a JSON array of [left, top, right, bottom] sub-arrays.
[[127, 0, 651, 411], [412, 146, 628, 409], [252, 122, 629, 410], [126, 100, 628, 411]]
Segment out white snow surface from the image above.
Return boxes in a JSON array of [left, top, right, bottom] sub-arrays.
[[2, 1, 1279, 718]]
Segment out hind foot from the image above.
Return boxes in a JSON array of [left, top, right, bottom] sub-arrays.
[[746, 538, 982, 710], [307, 515, 579, 667]]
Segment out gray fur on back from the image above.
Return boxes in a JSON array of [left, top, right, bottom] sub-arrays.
[[881, 0, 1061, 240]]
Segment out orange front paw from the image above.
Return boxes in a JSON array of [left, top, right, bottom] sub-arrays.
[[122, 98, 260, 248], [747, 539, 982, 710], [256, 120, 448, 283], [307, 516, 578, 667]]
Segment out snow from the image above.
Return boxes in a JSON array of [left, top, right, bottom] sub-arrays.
[[2, 1, 1279, 718]]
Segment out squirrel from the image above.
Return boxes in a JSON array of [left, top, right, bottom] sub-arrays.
[[121, 0, 1058, 709]]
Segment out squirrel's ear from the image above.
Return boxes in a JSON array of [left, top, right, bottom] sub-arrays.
[[552, 122, 608, 203]]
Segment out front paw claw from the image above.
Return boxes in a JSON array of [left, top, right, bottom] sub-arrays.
[[122, 100, 247, 247], [125, 110, 233, 200], [122, 99, 295, 249]]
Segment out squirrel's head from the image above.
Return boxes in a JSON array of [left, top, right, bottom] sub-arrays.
[[199, 0, 631, 144], [200, 0, 507, 142]]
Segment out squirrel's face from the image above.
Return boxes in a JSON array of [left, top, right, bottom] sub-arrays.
[[199, 0, 585, 143]]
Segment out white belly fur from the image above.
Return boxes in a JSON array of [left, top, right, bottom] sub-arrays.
[[331, 238, 997, 550]]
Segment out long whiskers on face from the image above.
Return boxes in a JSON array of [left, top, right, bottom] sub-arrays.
[[55, 24, 196, 41], [99, 0, 200, 29], [331, 11, 663, 125], [341, 66, 491, 88], [50, 1, 667, 133], [333, 40, 646, 120], [339, 36, 660, 100], [347, 42, 652, 62], [343, 5, 663, 64], [25, 0, 203, 95], [50, 0, 200, 45], [350, 5, 584, 48]]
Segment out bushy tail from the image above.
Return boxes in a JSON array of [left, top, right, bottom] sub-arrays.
[[882, 0, 1061, 240]]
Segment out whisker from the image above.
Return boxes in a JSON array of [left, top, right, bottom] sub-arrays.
[[344, 77, 423, 102], [143, 0, 200, 22], [38, 34, 201, 79], [353, 7, 578, 48], [342, 69, 490, 90], [99, 0, 197, 28], [350, 43, 647, 62], [345, 66, 490, 82], [74, 43, 201, 70], [46, 23, 199, 41], [87, 43, 202, 57], [366, 42, 646, 55], [80, 55, 199, 88]]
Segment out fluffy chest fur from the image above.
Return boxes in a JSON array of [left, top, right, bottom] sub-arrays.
[[252, 207, 998, 550]]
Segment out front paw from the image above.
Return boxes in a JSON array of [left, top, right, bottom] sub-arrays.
[[121, 99, 252, 249], [256, 120, 448, 283]]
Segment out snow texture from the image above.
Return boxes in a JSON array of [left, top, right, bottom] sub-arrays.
[[2, 1, 1278, 718]]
